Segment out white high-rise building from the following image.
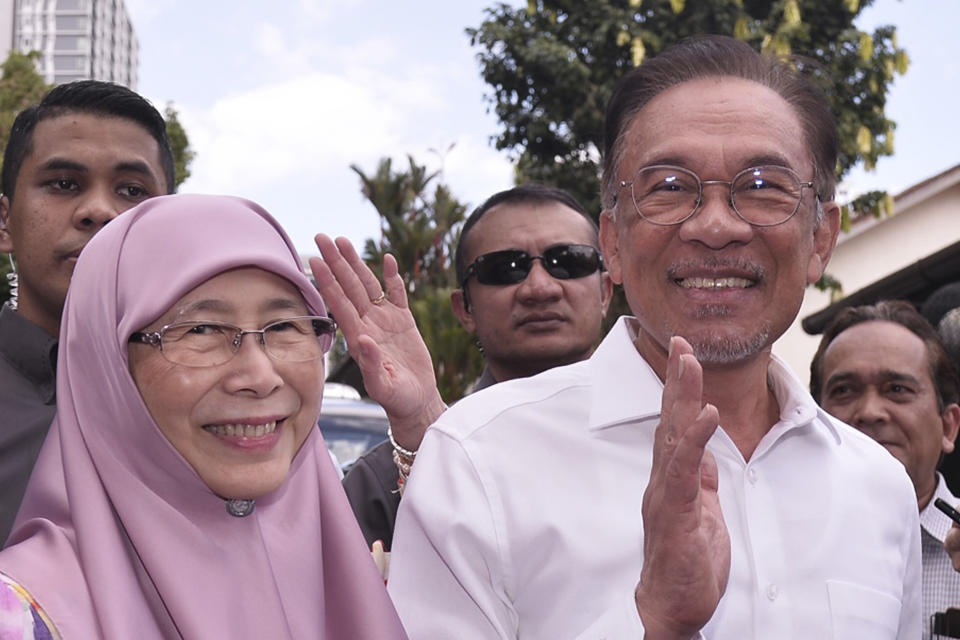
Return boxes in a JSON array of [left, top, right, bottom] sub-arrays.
[[1, 0, 137, 88]]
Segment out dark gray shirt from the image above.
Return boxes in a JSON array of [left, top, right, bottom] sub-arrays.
[[0, 303, 57, 544]]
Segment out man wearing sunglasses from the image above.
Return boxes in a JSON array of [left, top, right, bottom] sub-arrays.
[[333, 183, 612, 552], [450, 183, 612, 386], [387, 35, 920, 638]]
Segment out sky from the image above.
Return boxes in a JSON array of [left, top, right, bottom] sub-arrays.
[[126, 0, 959, 257]]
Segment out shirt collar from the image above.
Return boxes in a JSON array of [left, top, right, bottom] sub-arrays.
[[587, 317, 665, 430], [585, 317, 837, 448], [920, 472, 954, 543], [0, 302, 58, 403]]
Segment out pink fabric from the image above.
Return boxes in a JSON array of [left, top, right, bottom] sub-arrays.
[[0, 195, 407, 639]]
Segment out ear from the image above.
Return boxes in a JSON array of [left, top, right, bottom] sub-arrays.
[[806, 200, 841, 285], [450, 289, 476, 334], [599, 271, 614, 316], [941, 403, 960, 455], [599, 209, 624, 286], [0, 195, 12, 254]]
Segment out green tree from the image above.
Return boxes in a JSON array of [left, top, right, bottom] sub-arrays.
[[467, 0, 908, 231], [0, 51, 51, 305], [350, 155, 483, 401], [164, 103, 195, 189]]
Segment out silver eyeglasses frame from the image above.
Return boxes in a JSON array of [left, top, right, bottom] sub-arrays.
[[129, 315, 336, 367], [617, 164, 816, 227]]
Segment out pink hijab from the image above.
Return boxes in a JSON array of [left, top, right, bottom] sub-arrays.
[[0, 195, 407, 639]]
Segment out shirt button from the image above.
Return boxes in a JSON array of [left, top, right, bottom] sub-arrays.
[[747, 467, 758, 484], [766, 583, 779, 601]]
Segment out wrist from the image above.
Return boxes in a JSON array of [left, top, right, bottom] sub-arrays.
[[635, 586, 699, 640], [386, 393, 446, 452]]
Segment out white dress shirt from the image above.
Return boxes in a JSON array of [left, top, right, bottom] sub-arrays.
[[389, 317, 921, 639], [920, 473, 960, 638]]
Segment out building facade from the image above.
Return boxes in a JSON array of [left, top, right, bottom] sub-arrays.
[[2, 0, 137, 88], [774, 163, 960, 383]]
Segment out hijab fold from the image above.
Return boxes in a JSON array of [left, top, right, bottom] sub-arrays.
[[0, 195, 406, 639]]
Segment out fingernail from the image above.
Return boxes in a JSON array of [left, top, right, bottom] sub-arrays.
[[677, 353, 685, 380]]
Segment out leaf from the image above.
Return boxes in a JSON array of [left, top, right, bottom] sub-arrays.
[[859, 33, 874, 61], [617, 30, 631, 47], [895, 50, 910, 75], [856, 125, 872, 154], [734, 16, 751, 41], [783, 0, 801, 28], [844, 0, 859, 12], [631, 36, 646, 67], [629, 0, 642, 7], [669, 0, 685, 14], [883, 193, 895, 217]]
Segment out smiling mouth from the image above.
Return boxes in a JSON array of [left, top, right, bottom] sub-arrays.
[[203, 420, 279, 438], [676, 276, 755, 289]]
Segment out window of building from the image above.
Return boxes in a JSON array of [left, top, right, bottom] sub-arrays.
[[54, 35, 88, 50], [53, 54, 87, 71], [55, 15, 87, 30]]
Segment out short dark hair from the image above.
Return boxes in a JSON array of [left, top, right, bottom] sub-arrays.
[[922, 282, 960, 374], [454, 182, 598, 285], [2, 80, 176, 199], [601, 34, 837, 211], [810, 300, 960, 411]]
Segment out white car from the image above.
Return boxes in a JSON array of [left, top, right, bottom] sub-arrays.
[[319, 383, 389, 472]]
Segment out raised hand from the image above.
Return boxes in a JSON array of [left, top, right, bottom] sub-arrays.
[[310, 234, 446, 450], [634, 336, 730, 639]]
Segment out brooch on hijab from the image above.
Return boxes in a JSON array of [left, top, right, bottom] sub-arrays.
[[226, 498, 255, 517]]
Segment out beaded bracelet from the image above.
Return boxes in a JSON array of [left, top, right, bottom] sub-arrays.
[[392, 448, 413, 495], [388, 426, 417, 459]]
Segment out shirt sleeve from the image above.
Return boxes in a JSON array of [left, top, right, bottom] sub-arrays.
[[387, 427, 656, 640], [388, 428, 519, 639], [897, 493, 923, 640]]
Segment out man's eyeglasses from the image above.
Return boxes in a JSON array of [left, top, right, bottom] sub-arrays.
[[461, 244, 604, 288], [618, 164, 816, 227], [129, 316, 336, 367]]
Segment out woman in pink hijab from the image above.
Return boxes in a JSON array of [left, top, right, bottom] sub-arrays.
[[0, 194, 407, 639]]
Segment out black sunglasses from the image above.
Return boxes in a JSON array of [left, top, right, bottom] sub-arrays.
[[462, 244, 604, 287]]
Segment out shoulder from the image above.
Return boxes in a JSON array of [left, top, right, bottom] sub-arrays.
[[0, 572, 59, 639], [431, 360, 592, 443]]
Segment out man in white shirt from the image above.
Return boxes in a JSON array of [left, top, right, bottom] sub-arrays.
[[387, 35, 921, 639], [811, 300, 960, 639]]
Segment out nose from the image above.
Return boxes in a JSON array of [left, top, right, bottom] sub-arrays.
[[222, 334, 284, 397], [850, 390, 889, 431], [72, 186, 124, 230], [516, 259, 563, 304], [677, 182, 753, 249]]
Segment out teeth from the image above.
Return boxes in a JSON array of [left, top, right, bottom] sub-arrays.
[[679, 277, 752, 289], [204, 421, 278, 437]]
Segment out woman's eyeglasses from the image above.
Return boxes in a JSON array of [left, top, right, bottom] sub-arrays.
[[461, 244, 604, 287], [129, 315, 336, 367]]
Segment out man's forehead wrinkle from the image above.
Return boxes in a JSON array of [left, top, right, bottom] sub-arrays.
[[621, 78, 808, 176]]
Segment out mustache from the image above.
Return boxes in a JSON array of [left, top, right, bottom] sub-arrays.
[[665, 257, 766, 280]]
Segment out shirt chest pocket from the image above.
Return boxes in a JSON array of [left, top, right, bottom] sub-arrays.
[[827, 580, 902, 639]]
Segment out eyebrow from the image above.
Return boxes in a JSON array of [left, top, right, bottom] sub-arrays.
[[640, 153, 797, 172], [174, 296, 308, 319], [824, 370, 922, 389], [38, 157, 159, 179]]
